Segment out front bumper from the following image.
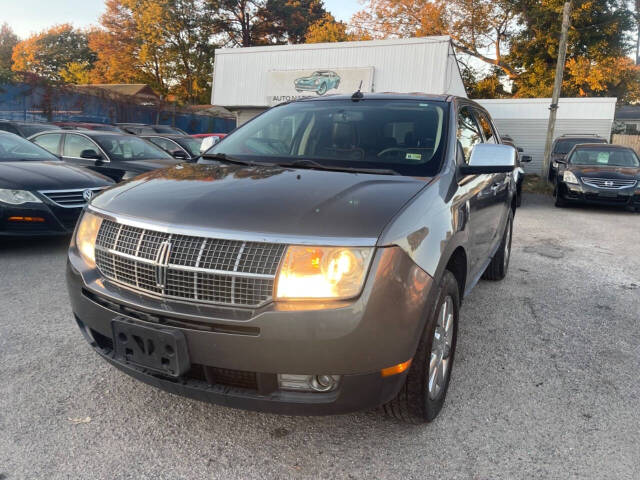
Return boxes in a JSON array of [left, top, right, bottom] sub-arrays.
[[0, 202, 82, 236], [557, 181, 640, 207], [67, 245, 436, 415], [294, 83, 319, 91]]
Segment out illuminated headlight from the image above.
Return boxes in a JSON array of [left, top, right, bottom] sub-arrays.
[[563, 171, 579, 184], [0, 189, 42, 205], [275, 246, 373, 300], [75, 211, 103, 267]]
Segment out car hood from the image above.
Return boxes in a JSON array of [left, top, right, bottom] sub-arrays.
[[0, 161, 113, 190], [568, 164, 640, 178], [91, 163, 429, 241], [116, 158, 181, 172]]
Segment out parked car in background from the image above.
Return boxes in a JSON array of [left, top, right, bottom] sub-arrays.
[[0, 120, 58, 138], [294, 70, 341, 96], [0, 131, 113, 236], [53, 122, 126, 133], [141, 134, 203, 160], [196, 133, 227, 153], [67, 93, 517, 423], [554, 144, 640, 210], [549, 134, 608, 182], [501, 134, 532, 207], [116, 123, 188, 136], [29, 130, 182, 182]]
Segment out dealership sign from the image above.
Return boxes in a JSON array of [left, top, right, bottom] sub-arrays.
[[267, 67, 374, 105]]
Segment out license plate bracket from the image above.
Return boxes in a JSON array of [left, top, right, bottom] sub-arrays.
[[112, 317, 190, 377]]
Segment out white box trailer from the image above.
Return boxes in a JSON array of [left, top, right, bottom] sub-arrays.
[[477, 97, 617, 175], [212, 36, 466, 125]]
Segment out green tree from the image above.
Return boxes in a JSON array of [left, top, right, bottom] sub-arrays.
[[0, 23, 19, 77], [11, 24, 95, 82], [262, 0, 327, 44]]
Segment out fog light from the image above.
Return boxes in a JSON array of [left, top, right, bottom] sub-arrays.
[[278, 374, 341, 392]]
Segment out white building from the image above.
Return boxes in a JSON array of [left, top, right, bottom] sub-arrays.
[[477, 97, 617, 174], [211, 36, 466, 125]]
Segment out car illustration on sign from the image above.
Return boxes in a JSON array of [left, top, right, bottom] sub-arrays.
[[294, 71, 341, 95]]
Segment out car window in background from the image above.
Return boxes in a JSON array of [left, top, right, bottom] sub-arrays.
[[569, 148, 640, 167], [457, 106, 483, 162], [154, 126, 187, 135], [207, 99, 448, 177], [0, 134, 60, 162], [19, 124, 56, 137], [179, 137, 203, 156], [94, 135, 173, 161], [32, 133, 63, 154], [553, 138, 606, 154], [64, 134, 98, 158], [148, 137, 179, 154], [0, 123, 21, 135], [476, 110, 497, 143]]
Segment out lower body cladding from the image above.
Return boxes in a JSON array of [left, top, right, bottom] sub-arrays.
[[557, 181, 640, 209], [0, 203, 82, 236], [67, 246, 436, 415]]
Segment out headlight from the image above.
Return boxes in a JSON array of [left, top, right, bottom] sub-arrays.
[[276, 246, 374, 299], [0, 189, 42, 205], [75, 211, 103, 267], [563, 171, 579, 184], [552, 161, 559, 168]]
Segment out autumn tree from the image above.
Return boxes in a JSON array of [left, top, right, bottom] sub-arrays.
[[508, 0, 639, 102], [11, 24, 95, 83], [262, 0, 327, 44], [305, 13, 356, 43]]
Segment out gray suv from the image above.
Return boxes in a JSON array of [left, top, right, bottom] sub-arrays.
[[67, 94, 517, 423]]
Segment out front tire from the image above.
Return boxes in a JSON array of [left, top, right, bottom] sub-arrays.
[[383, 270, 459, 423], [317, 83, 328, 95], [482, 210, 513, 281], [554, 182, 566, 208]]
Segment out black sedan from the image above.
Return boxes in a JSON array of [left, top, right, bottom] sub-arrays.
[[29, 130, 182, 182], [0, 131, 113, 236], [554, 144, 640, 210], [141, 134, 203, 160]]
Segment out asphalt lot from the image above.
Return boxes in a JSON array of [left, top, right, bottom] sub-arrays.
[[1, 193, 639, 479]]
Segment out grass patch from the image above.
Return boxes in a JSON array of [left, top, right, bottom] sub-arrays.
[[523, 174, 553, 196]]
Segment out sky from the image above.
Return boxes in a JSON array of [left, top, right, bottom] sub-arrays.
[[1, 0, 362, 39]]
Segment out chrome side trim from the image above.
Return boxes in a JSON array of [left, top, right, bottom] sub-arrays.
[[88, 205, 379, 247]]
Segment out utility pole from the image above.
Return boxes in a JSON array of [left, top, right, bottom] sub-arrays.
[[543, 1, 572, 182]]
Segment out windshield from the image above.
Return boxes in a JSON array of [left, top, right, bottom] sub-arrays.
[[553, 138, 606, 154], [93, 135, 173, 161], [177, 137, 203, 156], [206, 99, 448, 176], [20, 124, 57, 137], [569, 148, 640, 167], [0, 133, 59, 162]]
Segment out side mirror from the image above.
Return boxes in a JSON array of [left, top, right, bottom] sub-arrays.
[[200, 136, 220, 153], [520, 155, 532, 163], [172, 150, 189, 160], [80, 149, 102, 160], [517, 147, 524, 153], [459, 144, 516, 175]]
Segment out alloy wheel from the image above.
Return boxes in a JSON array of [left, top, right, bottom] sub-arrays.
[[428, 296, 454, 400]]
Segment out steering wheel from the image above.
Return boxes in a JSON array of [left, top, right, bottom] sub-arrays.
[[377, 147, 407, 159], [245, 138, 289, 155]]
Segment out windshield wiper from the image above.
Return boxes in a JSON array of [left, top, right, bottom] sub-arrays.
[[201, 152, 260, 167], [280, 159, 401, 176]]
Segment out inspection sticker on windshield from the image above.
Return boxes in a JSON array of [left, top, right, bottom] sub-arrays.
[[406, 153, 422, 161], [597, 152, 609, 164]]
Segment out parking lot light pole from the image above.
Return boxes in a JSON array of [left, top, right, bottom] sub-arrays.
[[543, 1, 572, 182]]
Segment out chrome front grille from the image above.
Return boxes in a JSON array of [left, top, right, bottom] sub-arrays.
[[39, 187, 106, 208], [94, 219, 286, 307], [581, 177, 637, 189]]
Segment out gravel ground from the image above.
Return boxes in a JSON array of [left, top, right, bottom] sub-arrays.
[[1, 194, 639, 480]]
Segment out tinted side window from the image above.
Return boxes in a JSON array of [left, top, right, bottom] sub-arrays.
[[476, 110, 497, 143], [33, 133, 62, 154], [0, 123, 20, 135], [457, 107, 483, 163], [63, 135, 98, 157], [149, 137, 179, 153]]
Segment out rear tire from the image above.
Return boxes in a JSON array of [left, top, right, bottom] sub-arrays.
[[482, 210, 513, 281], [383, 270, 459, 423]]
